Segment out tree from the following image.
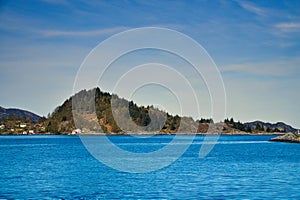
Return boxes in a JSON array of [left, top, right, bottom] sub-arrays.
[[246, 126, 252, 133]]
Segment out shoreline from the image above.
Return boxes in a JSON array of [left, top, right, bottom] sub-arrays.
[[270, 132, 300, 143], [0, 133, 285, 136]]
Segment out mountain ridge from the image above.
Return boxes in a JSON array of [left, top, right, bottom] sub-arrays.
[[244, 121, 296, 133], [1, 88, 299, 134], [41, 88, 299, 134], [0, 106, 41, 123]]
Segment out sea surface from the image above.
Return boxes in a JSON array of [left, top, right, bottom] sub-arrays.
[[0, 135, 299, 199]]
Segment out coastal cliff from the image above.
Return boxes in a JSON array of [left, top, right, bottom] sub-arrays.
[[270, 133, 300, 143]]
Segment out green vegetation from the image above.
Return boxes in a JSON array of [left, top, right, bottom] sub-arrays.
[[224, 118, 247, 132], [0, 114, 46, 134], [44, 96, 74, 134], [223, 118, 289, 133], [43, 88, 187, 134], [1, 88, 297, 135]]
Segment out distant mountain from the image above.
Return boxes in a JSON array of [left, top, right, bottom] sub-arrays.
[[0, 106, 41, 123], [1, 89, 299, 135], [244, 121, 297, 133]]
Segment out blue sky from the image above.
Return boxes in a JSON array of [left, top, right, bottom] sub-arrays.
[[0, 0, 300, 128]]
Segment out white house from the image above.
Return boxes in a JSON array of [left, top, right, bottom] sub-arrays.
[[20, 123, 26, 128], [72, 128, 82, 135], [0, 124, 5, 129]]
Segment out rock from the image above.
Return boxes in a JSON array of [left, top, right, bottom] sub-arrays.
[[270, 132, 300, 143]]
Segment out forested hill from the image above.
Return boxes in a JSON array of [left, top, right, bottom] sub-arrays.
[[0, 106, 41, 123], [1, 88, 297, 134], [42, 87, 299, 134], [43, 88, 195, 134]]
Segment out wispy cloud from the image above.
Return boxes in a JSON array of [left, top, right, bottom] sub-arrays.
[[220, 57, 300, 77], [40, 0, 70, 5], [0, 16, 129, 38], [275, 22, 300, 32], [262, 40, 297, 48], [236, 0, 267, 16], [41, 24, 185, 38], [40, 26, 129, 37], [268, 21, 300, 39], [0, 9, 129, 38]]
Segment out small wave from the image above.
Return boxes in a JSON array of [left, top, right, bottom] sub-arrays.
[[199, 141, 269, 144], [0, 144, 57, 147], [108, 141, 269, 146]]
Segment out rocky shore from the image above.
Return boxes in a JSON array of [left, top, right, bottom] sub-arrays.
[[270, 132, 300, 143]]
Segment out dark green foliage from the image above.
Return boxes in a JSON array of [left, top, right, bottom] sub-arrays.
[[44, 96, 74, 133], [160, 114, 181, 132], [255, 123, 264, 131], [198, 118, 214, 123], [46, 121, 58, 133], [42, 88, 293, 134], [128, 101, 149, 126], [0, 114, 36, 134], [44, 88, 177, 134], [224, 118, 246, 132], [246, 126, 252, 133]]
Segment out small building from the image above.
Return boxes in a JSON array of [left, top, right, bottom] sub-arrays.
[[20, 123, 26, 128], [22, 131, 27, 135], [72, 128, 82, 135], [0, 124, 5, 129], [28, 130, 34, 134]]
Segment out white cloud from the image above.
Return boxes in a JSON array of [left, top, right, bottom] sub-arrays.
[[40, 26, 129, 37], [220, 57, 300, 77], [236, 0, 267, 16], [275, 22, 300, 32], [0, 18, 129, 38]]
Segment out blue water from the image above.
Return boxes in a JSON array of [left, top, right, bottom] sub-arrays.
[[0, 135, 299, 199]]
